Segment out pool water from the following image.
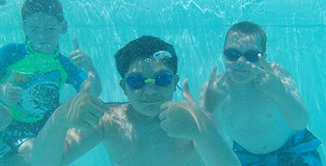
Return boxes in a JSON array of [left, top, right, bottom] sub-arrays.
[[1, 0, 325, 165]]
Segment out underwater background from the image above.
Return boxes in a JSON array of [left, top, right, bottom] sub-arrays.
[[1, 0, 325, 165]]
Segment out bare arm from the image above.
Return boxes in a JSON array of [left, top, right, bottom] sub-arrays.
[[270, 63, 309, 130], [31, 104, 71, 166], [31, 75, 105, 166], [193, 114, 241, 166], [254, 55, 309, 130], [69, 38, 102, 97], [160, 79, 241, 166]]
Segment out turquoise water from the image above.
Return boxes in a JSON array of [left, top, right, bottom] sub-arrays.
[[1, 0, 325, 165]]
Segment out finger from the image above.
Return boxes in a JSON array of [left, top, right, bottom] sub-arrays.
[[253, 74, 262, 86], [69, 51, 80, 60], [8, 94, 22, 100], [9, 86, 23, 94], [81, 71, 95, 93], [72, 37, 80, 50], [258, 53, 273, 72], [217, 70, 229, 87], [159, 110, 168, 121], [182, 79, 195, 102], [68, 49, 81, 59], [160, 101, 171, 111], [85, 113, 101, 126], [77, 122, 92, 131], [8, 96, 21, 101], [209, 66, 217, 81], [160, 120, 169, 131], [88, 101, 105, 118], [251, 62, 265, 76], [70, 58, 85, 68]]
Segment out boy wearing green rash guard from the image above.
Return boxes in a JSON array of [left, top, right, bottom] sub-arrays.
[[0, 0, 101, 165]]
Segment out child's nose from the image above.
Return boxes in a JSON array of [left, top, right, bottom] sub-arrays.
[[37, 32, 47, 39], [237, 56, 248, 63], [144, 83, 158, 95]]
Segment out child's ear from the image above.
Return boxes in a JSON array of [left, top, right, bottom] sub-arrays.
[[119, 80, 127, 95], [60, 20, 68, 35]]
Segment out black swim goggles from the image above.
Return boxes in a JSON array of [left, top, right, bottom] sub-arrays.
[[124, 72, 175, 90], [223, 48, 264, 63]]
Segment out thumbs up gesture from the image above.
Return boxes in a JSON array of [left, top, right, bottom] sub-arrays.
[[159, 79, 214, 140], [0, 70, 23, 105], [68, 37, 93, 70], [55, 72, 105, 130]]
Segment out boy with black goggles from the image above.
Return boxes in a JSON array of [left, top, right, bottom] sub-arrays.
[[199, 21, 322, 166]]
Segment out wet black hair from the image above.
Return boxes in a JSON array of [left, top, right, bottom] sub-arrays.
[[21, 0, 65, 24], [224, 21, 267, 53], [114, 36, 178, 78]]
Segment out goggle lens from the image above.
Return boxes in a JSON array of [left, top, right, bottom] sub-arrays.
[[125, 72, 173, 89], [223, 49, 262, 62]]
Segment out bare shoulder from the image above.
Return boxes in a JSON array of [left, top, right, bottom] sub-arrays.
[[270, 62, 299, 92], [270, 62, 292, 77], [101, 102, 130, 132], [102, 102, 129, 120]]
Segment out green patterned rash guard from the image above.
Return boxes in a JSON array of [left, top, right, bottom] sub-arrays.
[[0, 42, 86, 158]]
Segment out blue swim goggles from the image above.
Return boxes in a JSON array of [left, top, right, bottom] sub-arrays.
[[125, 72, 179, 90], [223, 48, 264, 63]]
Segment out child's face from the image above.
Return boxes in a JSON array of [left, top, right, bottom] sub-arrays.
[[23, 13, 66, 54], [120, 58, 179, 117], [224, 34, 264, 84]]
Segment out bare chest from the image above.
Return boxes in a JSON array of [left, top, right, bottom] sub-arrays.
[[217, 94, 294, 153], [103, 123, 202, 166]]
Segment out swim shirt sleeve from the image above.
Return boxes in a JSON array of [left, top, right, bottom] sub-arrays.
[[57, 54, 86, 92], [0, 43, 27, 78]]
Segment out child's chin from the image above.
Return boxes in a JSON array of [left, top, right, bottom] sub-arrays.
[[231, 74, 252, 83]]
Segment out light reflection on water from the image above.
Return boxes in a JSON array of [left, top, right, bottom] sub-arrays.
[[1, 0, 325, 165]]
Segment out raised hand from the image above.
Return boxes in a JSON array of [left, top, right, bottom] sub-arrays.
[[253, 54, 285, 99], [0, 70, 23, 105], [69, 37, 93, 70], [204, 67, 229, 113], [159, 79, 213, 140], [57, 72, 105, 130]]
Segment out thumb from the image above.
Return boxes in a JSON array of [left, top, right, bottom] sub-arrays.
[[182, 79, 195, 102], [81, 71, 95, 93], [4, 70, 16, 85], [72, 37, 80, 50]]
